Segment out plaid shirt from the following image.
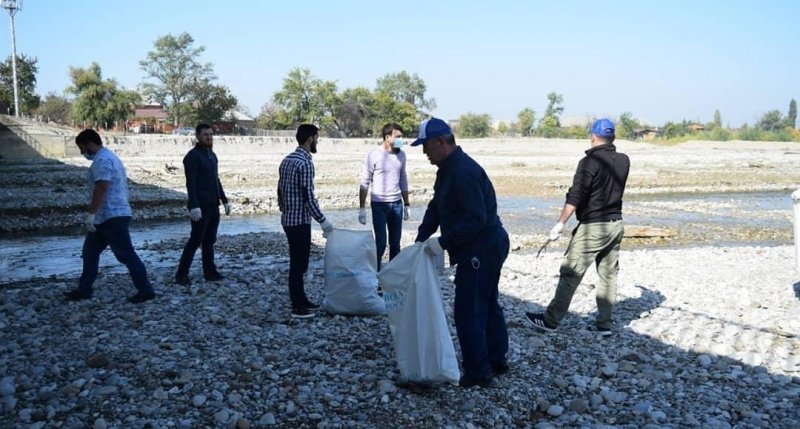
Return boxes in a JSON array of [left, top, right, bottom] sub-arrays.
[[277, 147, 326, 226]]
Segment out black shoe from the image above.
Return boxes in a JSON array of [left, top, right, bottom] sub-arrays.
[[64, 290, 92, 301], [204, 272, 224, 281], [525, 312, 557, 333], [174, 274, 190, 286], [587, 325, 614, 337], [491, 362, 510, 376], [458, 375, 493, 388], [305, 302, 321, 311], [127, 292, 155, 304], [291, 307, 315, 319]]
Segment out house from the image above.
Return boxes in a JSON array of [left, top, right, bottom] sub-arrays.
[[129, 103, 170, 133], [687, 124, 705, 132]]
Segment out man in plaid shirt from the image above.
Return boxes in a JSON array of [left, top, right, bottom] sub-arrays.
[[278, 124, 334, 319]]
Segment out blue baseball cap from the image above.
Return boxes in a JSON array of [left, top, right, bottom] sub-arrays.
[[590, 118, 615, 138], [411, 117, 452, 146]]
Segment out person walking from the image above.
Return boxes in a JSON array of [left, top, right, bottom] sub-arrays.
[[64, 129, 155, 303], [175, 123, 231, 286], [526, 118, 630, 336], [358, 123, 410, 270], [413, 117, 510, 388], [278, 124, 335, 319]]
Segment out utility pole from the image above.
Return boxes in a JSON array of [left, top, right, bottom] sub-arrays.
[[1, 0, 21, 117]]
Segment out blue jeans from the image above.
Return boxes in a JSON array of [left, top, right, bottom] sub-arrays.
[[283, 224, 312, 309], [176, 204, 221, 277], [453, 228, 510, 380], [371, 200, 403, 271], [78, 216, 153, 296]]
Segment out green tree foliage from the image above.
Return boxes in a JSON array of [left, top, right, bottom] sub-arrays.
[[756, 110, 784, 132], [787, 99, 797, 129], [496, 122, 509, 135], [139, 33, 215, 127], [106, 88, 141, 127], [369, 92, 418, 137], [516, 108, 536, 136], [255, 102, 291, 129], [617, 112, 640, 139], [192, 82, 237, 124], [543, 92, 564, 125], [713, 109, 722, 128], [35, 92, 72, 124], [0, 54, 40, 115], [272, 68, 339, 129], [457, 113, 492, 138], [538, 115, 560, 138], [375, 71, 435, 114], [334, 87, 375, 137], [67, 63, 115, 127]]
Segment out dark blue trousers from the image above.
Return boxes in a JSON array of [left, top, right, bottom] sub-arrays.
[[453, 228, 510, 380], [177, 204, 220, 277], [78, 216, 153, 296], [283, 224, 312, 309], [371, 200, 403, 271]]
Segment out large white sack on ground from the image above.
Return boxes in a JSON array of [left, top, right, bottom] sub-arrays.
[[378, 243, 460, 384], [322, 228, 385, 316]]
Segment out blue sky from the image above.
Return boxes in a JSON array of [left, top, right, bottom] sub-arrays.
[[8, 0, 800, 127]]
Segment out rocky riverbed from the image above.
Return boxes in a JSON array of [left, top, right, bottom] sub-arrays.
[[1, 135, 800, 428]]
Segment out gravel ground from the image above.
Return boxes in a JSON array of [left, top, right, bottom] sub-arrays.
[[2, 131, 800, 428]]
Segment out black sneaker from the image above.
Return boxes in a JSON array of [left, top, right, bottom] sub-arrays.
[[291, 307, 315, 319], [305, 302, 321, 311], [174, 274, 190, 286], [127, 292, 156, 304], [64, 290, 92, 301], [458, 375, 493, 388], [491, 362, 510, 376], [588, 325, 614, 337], [525, 312, 557, 333], [204, 272, 224, 281]]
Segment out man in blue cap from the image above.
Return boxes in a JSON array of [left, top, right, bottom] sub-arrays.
[[412, 117, 510, 388], [526, 118, 630, 336]]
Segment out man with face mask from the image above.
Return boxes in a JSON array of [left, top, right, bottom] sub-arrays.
[[175, 123, 231, 286], [278, 124, 335, 319], [358, 123, 410, 270], [64, 129, 155, 303], [413, 117, 510, 388], [526, 118, 630, 337]]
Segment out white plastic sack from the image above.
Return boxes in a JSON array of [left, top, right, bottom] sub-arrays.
[[322, 229, 385, 315], [378, 243, 460, 384]]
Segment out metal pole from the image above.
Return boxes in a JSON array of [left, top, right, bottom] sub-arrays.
[[9, 10, 18, 117]]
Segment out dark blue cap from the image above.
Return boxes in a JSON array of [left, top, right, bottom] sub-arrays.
[[411, 117, 452, 146], [590, 118, 615, 138]]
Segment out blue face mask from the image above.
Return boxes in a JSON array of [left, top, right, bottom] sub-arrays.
[[392, 138, 405, 149], [83, 152, 95, 161]]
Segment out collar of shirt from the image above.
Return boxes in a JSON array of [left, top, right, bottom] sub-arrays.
[[295, 146, 312, 159]]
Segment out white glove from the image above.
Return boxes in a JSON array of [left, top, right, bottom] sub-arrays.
[[403, 206, 410, 221], [358, 208, 367, 225], [189, 207, 202, 222], [320, 219, 334, 238], [549, 222, 565, 241], [224, 203, 231, 216], [84, 213, 96, 233], [424, 236, 444, 256]]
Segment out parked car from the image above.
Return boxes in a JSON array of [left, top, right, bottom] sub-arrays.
[[173, 126, 194, 136]]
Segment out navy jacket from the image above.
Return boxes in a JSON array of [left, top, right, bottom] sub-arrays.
[[415, 146, 504, 263], [565, 144, 630, 223], [183, 146, 227, 209]]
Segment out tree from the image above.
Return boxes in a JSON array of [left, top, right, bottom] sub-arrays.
[[756, 110, 784, 132], [496, 122, 509, 135], [516, 108, 536, 136], [67, 63, 115, 127], [538, 115, 560, 138], [787, 99, 797, 129], [457, 113, 492, 138], [139, 33, 215, 127], [272, 68, 339, 129], [255, 102, 292, 129], [35, 92, 72, 124], [369, 92, 418, 137], [0, 54, 40, 115], [334, 86, 375, 137], [617, 112, 640, 140], [543, 92, 564, 126], [106, 88, 141, 128], [713, 109, 722, 128], [375, 71, 435, 114], [192, 82, 237, 124]]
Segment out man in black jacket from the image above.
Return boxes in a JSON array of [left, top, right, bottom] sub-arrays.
[[175, 123, 231, 285], [526, 118, 630, 336]]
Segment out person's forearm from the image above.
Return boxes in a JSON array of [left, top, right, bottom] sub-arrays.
[[88, 181, 110, 213], [401, 191, 409, 206], [558, 203, 576, 224], [359, 187, 368, 208]]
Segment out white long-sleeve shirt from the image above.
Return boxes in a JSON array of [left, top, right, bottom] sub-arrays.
[[360, 146, 408, 203]]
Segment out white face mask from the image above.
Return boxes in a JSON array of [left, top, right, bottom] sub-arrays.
[[392, 138, 405, 149]]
